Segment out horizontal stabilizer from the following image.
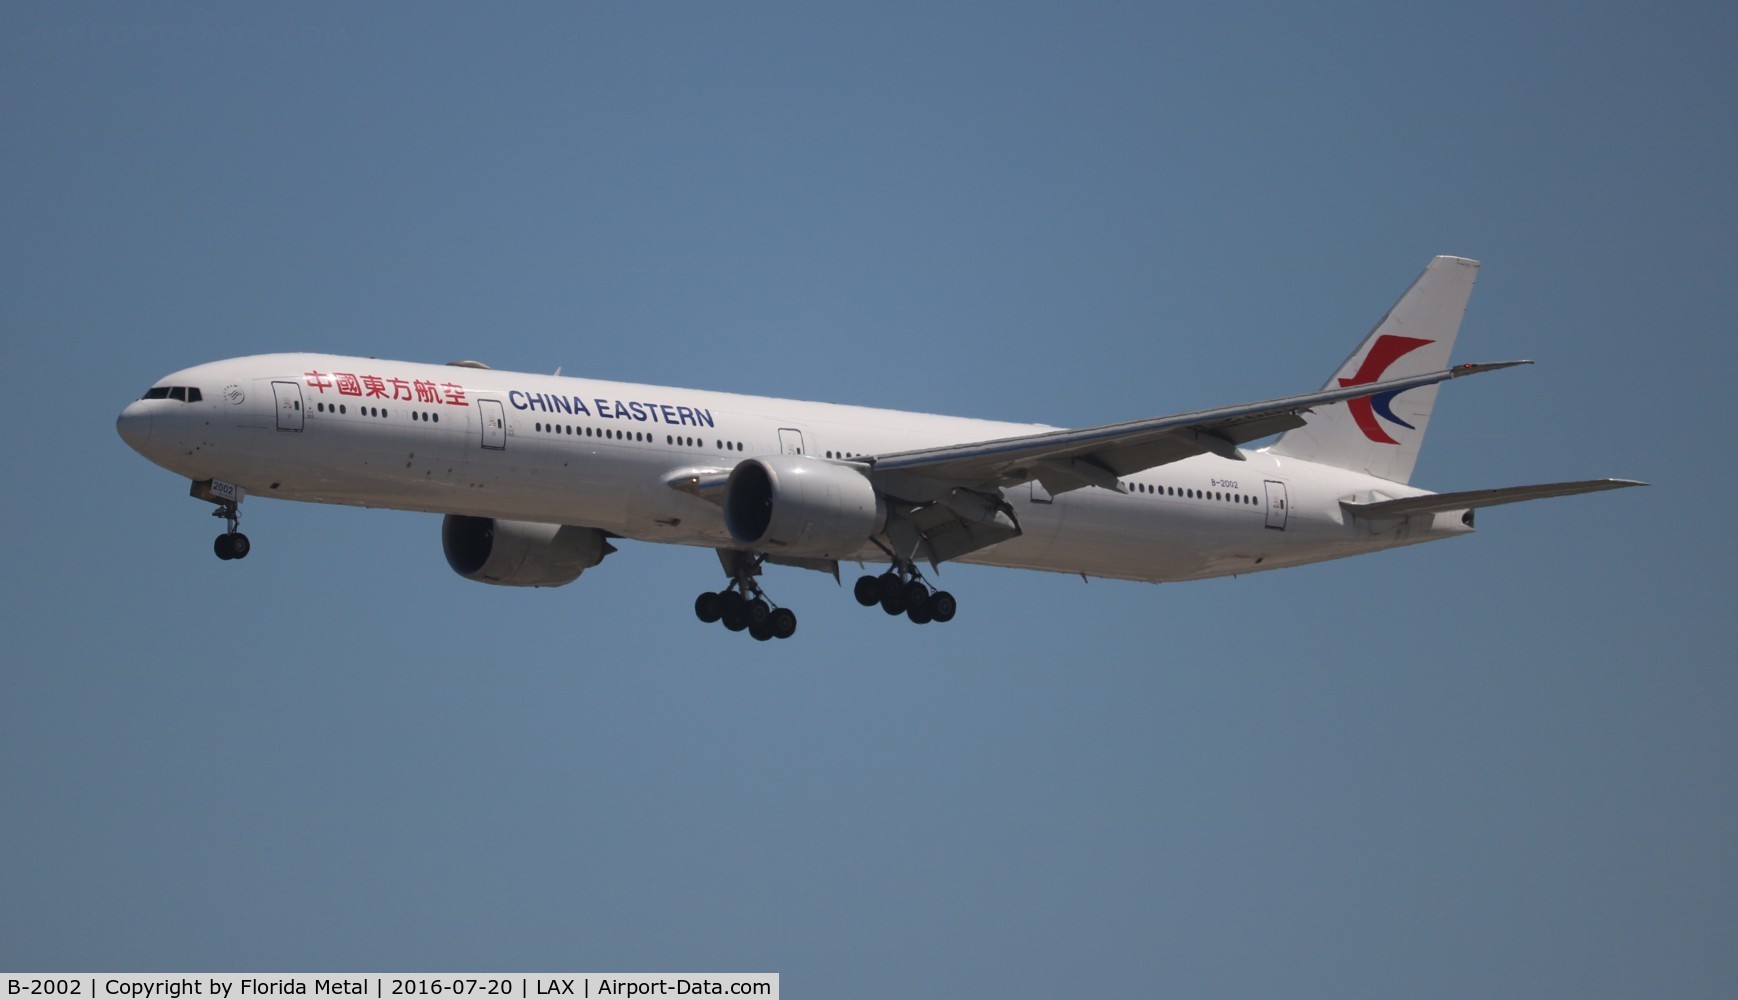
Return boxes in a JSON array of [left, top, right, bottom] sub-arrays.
[[1342, 478, 1646, 519]]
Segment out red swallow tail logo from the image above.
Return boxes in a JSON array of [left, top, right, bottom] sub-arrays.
[[1338, 335, 1434, 444]]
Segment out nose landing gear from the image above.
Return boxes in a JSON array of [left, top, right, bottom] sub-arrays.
[[193, 480, 251, 561]]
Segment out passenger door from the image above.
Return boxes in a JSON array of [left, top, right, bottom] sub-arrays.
[[479, 398, 507, 450], [271, 381, 304, 431], [1264, 480, 1289, 530]]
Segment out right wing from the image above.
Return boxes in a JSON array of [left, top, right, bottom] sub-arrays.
[[863, 362, 1529, 497], [667, 361, 1536, 569]]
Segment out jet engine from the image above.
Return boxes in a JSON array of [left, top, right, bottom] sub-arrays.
[[724, 455, 886, 559], [442, 515, 614, 587]]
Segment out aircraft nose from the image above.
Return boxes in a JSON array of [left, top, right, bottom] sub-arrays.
[[116, 400, 154, 453]]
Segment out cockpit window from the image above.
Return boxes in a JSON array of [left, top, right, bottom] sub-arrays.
[[140, 386, 204, 402]]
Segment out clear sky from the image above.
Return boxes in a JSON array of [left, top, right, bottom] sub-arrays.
[[3, 2, 1733, 996]]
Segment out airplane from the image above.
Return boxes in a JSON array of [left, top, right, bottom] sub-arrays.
[[116, 256, 1642, 640]]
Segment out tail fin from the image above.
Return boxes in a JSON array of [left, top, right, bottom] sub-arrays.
[[1268, 255, 1480, 484]]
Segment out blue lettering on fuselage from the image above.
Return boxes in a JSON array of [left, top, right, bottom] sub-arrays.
[[508, 391, 592, 415], [510, 390, 712, 426]]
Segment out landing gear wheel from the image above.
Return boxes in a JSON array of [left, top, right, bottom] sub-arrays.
[[902, 580, 930, 610], [695, 592, 723, 623], [214, 534, 234, 560], [722, 604, 751, 631], [853, 575, 881, 607], [878, 571, 903, 602], [880, 593, 906, 616], [930, 590, 957, 623], [906, 603, 933, 625], [228, 533, 250, 559], [748, 598, 771, 625], [748, 620, 774, 641], [769, 607, 797, 639]]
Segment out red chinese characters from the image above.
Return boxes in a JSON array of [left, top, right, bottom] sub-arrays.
[[301, 370, 469, 406]]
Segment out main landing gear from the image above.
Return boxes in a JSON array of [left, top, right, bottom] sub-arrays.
[[852, 565, 957, 625], [694, 551, 797, 641]]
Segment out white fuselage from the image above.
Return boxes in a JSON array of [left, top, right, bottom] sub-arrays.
[[117, 353, 1471, 583]]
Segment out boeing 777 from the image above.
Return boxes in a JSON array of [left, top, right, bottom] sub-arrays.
[[116, 256, 1642, 640]]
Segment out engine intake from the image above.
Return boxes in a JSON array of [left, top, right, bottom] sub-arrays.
[[442, 515, 613, 587], [724, 455, 885, 559]]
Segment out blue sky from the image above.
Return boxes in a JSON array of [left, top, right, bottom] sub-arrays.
[[2, 3, 1733, 996]]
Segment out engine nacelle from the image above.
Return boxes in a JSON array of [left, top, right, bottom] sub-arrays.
[[442, 515, 613, 587], [724, 455, 886, 559]]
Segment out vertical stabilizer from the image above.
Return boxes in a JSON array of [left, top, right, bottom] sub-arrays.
[[1267, 255, 1480, 484]]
